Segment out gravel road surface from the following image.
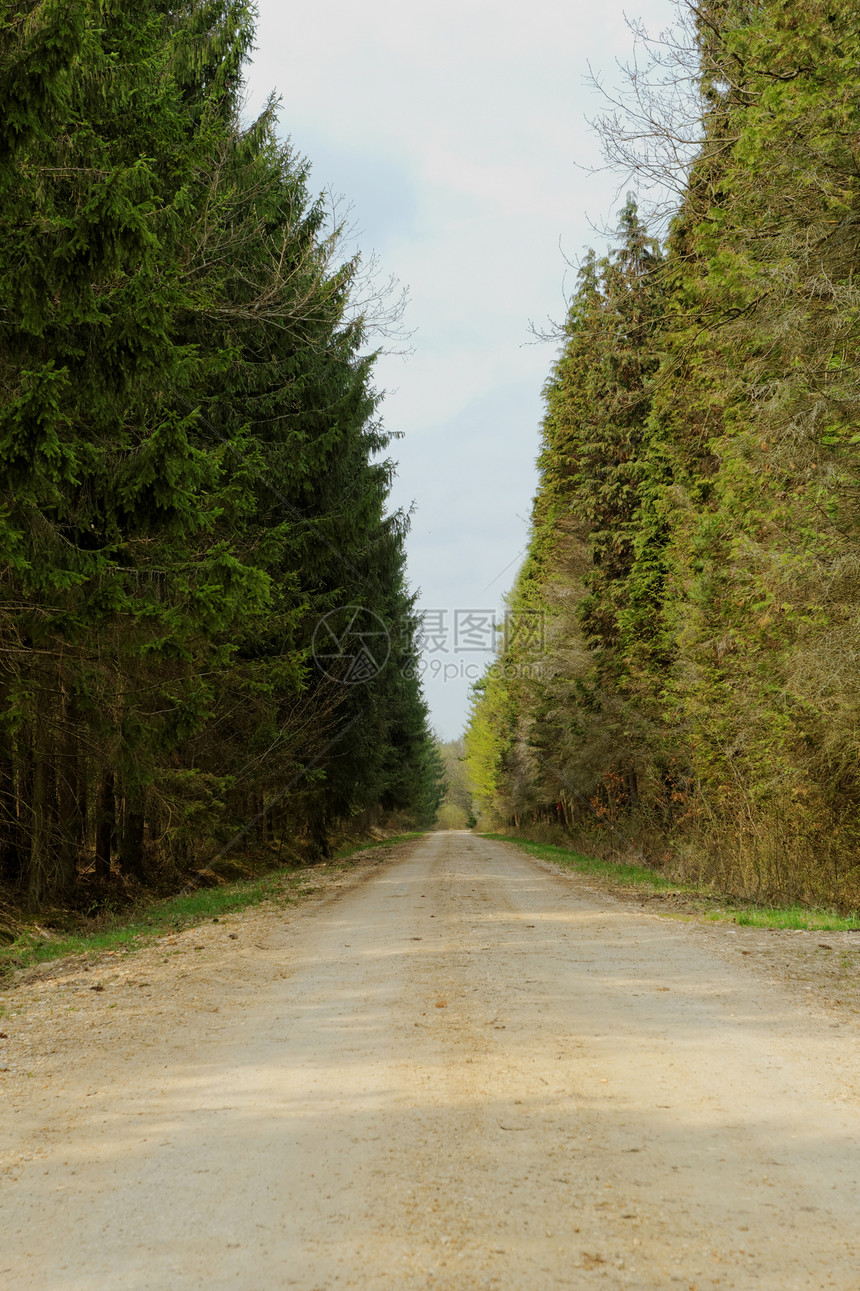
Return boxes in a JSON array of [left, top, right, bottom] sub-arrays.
[[2, 830, 860, 1288]]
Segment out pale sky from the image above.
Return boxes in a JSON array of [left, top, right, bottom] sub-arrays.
[[245, 0, 680, 739]]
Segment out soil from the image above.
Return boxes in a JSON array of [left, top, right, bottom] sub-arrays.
[[2, 830, 859, 1289]]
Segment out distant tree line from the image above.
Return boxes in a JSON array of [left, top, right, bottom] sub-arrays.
[[0, 0, 442, 912], [466, 0, 860, 908], [434, 738, 475, 830]]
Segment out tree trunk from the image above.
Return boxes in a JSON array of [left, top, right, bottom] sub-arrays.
[[27, 714, 54, 913], [72, 744, 86, 845], [0, 755, 22, 885], [120, 798, 146, 882], [55, 693, 80, 901], [95, 770, 115, 882], [308, 804, 329, 861]]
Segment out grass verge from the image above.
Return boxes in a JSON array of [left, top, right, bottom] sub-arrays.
[[483, 833, 860, 932], [0, 833, 425, 978], [724, 906, 860, 931]]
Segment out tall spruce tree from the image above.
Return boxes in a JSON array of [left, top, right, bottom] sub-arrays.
[[469, 0, 860, 907], [467, 200, 664, 829], [0, 0, 438, 909]]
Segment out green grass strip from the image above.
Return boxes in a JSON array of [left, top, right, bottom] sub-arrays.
[[728, 906, 860, 931], [483, 833, 860, 931], [1, 876, 285, 976], [481, 834, 681, 890]]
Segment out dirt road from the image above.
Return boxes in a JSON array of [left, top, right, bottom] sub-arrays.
[[3, 831, 860, 1289]]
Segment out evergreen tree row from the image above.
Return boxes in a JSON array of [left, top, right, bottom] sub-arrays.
[[0, 0, 442, 912], [466, 0, 860, 908]]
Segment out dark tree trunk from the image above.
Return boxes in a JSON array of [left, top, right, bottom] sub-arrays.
[[55, 697, 80, 902], [120, 801, 146, 881], [13, 742, 32, 890], [27, 714, 54, 913], [72, 744, 86, 846], [308, 805, 330, 861], [95, 769, 115, 882], [0, 755, 22, 885]]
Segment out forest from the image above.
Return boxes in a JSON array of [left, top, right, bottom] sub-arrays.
[[0, 0, 442, 915], [466, 0, 860, 909]]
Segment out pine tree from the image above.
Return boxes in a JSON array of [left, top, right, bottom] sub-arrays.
[[0, 1, 438, 908]]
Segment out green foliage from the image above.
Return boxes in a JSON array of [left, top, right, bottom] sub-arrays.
[[467, 196, 666, 835], [0, 0, 437, 909], [467, 0, 860, 911]]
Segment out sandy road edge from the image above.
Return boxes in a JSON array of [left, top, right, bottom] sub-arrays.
[[0, 833, 428, 997], [0, 834, 430, 1094], [491, 833, 860, 1023]]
